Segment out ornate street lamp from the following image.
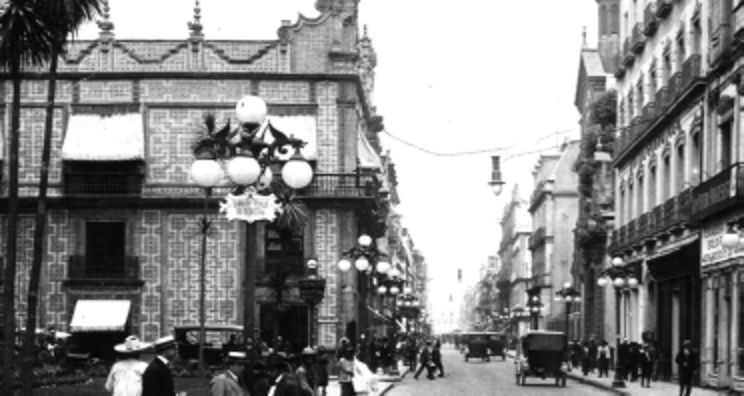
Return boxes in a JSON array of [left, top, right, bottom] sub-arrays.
[[488, 155, 505, 196], [555, 282, 581, 360], [526, 294, 543, 330], [298, 258, 326, 346], [189, 95, 314, 375]]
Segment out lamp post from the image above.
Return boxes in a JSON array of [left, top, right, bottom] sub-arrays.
[[554, 282, 581, 361], [189, 95, 314, 374], [597, 256, 641, 389], [298, 258, 326, 347], [527, 294, 542, 330], [337, 234, 391, 359]]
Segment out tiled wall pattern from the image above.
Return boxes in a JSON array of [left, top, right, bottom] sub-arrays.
[[18, 108, 65, 189], [79, 81, 133, 102], [316, 82, 339, 173], [315, 209, 339, 347], [136, 210, 163, 340], [140, 80, 253, 103]]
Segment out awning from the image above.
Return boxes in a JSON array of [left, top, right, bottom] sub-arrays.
[[70, 300, 131, 332], [61, 113, 144, 161], [358, 131, 382, 169], [259, 115, 317, 161]]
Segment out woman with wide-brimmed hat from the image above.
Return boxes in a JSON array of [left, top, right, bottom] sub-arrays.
[[105, 335, 152, 396]]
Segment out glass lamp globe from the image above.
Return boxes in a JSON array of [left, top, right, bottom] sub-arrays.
[[190, 159, 224, 187], [235, 95, 267, 125], [722, 232, 740, 249], [377, 286, 388, 295], [257, 168, 273, 190], [563, 281, 572, 289], [338, 259, 351, 272], [390, 286, 400, 295], [597, 277, 609, 287], [554, 296, 562, 302], [627, 277, 639, 288], [573, 296, 582, 303], [282, 154, 314, 189], [530, 306, 538, 313], [358, 234, 372, 247], [565, 296, 573, 303], [306, 259, 318, 270], [403, 286, 413, 295], [612, 257, 624, 266], [355, 257, 370, 272], [613, 277, 626, 288], [376, 261, 391, 274], [389, 268, 402, 278], [226, 155, 261, 185]]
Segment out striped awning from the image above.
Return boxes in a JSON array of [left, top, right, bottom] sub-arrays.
[[70, 300, 131, 332], [61, 113, 144, 161]]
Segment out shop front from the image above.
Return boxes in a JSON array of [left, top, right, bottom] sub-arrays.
[[646, 241, 701, 382]]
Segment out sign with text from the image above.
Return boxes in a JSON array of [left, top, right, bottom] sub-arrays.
[[219, 188, 281, 223], [701, 217, 744, 267]]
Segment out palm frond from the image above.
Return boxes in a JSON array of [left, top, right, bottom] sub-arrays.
[[0, 0, 56, 70]]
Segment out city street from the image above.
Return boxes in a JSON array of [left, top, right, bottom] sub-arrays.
[[388, 346, 610, 396]]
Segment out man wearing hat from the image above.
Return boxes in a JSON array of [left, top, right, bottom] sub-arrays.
[[266, 353, 303, 396], [105, 335, 151, 396], [675, 339, 699, 396], [142, 335, 178, 396], [210, 351, 249, 396]]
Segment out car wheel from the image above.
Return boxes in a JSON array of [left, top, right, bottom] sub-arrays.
[[561, 375, 567, 387]]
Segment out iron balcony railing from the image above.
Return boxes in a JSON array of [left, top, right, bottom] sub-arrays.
[[656, 0, 672, 18], [64, 172, 144, 195], [655, 86, 668, 110], [642, 102, 657, 121], [692, 163, 744, 222], [644, 3, 658, 36], [632, 23, 645, 54], [627, 219, 638, 246], [298, 173, 379, 199], [637, 213, 649, 240], [623, 38, 635, 67], [68, 255, 140, 280], [680, 54, 703, 93]]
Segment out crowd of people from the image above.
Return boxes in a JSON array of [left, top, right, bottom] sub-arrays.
[[103, 332, 443, 396]]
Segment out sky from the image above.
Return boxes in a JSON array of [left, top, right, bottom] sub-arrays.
[[75, 0, 597, 331]]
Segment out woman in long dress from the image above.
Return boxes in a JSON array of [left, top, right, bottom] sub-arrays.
[[105, 335, 152, 396]]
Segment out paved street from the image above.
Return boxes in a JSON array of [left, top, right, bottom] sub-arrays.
[[387, 346, 610, 396]]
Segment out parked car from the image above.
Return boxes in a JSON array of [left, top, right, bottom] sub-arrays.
[[487, 332, 508, 360], [462, 332, 491, 362], [515, 330, 568, 387]]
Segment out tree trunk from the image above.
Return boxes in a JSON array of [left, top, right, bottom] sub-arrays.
[[3, 52, 22, 396], [20, 50, 58, 396]]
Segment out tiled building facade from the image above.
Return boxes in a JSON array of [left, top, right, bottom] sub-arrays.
[[1, 0, 390, 354]]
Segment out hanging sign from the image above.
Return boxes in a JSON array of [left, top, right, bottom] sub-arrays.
[[219, 187, 282, 223]]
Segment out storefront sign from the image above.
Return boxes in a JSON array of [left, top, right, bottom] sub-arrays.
[[701, 217, 744, 267], [219, 188, 281, 223]]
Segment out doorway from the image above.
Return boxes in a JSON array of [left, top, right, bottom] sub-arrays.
[[260, 304, 309, 353]]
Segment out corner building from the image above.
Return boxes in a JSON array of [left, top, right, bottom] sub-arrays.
[[0, 0, 388, 356]]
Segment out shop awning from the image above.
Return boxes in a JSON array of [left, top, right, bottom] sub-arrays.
[[70, 300, 131, 332], [260, 115, 317, 161], [61, 113, 144, 161], [357, 131, 382, 169]]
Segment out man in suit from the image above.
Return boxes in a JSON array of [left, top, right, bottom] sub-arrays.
[[266, 353, 303, 396], [413, 340, 434, 380], [211, 351, 249, 396], [142, 335, 178, 396]]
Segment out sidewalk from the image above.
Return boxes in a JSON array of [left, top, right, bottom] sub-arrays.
[[326, 363, 409, 396], [506, 349, 718, 396]]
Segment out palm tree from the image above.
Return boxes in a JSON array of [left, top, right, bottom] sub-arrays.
[[19, 1, 100, 395], [0, 1, 55, 393]]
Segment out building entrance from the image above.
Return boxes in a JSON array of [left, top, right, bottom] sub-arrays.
[[260, 304, 308, 353]]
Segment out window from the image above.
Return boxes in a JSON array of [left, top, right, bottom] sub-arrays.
[[720, 121, 733, 170], [649, 165, 657, 208], [691, 133, 701, 184], [64, 160, 144, 195], [85, 222, 125, 276], [662, 154, 671, 201], [737, 273, 744, 375], [611, 4, 620, 34], [676, 144, 686, 192], [628, 92, 635, 119], [628, 181, 635, 220], [619, 187, 626, 224], [713, 283, 720, 371], [600, 5, 608, 35], [264, 224, 304, 275], [649, 64, 657, 97], [637, 79, 644, 113], [677, 30, 686, 68], [662, 53, 672, 82], [637, 175, 644, 214]]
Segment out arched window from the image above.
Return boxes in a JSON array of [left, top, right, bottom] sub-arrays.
[[676, 144, 686, 192], [600, 5, 608, 35], [611, 4, 620, 34], [648, 164, 657, 208]]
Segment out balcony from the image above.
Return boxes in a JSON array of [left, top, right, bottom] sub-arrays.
[[298, 173, 380, 199], [637, 213, 649, 240], [642, 102, 657, 121], [656, 0, 672, 18], [667, 72, 682, 102], [710, 24, 732, 67], [652, 204, 664, 235], [529, 227, 547, 249], [530, 180, 552, 210], [622, 38, 635, 67], [632, 23, 645, 54], [66, 255, 142, 286], [661, 188, 692, 231], [655, 87, 668, 111], [644, 3, 658, 36], [64, 172, 144, 195], [614, 54, 626, 79], [680, 54, 703, 94], [692, 163, 744, 222], [736, 3, 744, 43], [627, 219, 638, 246]]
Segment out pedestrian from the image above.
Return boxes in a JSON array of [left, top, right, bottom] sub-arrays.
[[432, 340, 445, 378], [588, 339, 598, 373], [406, 337, 417, 371], [639, 344, 653, 388], [627, 342, 640, 382], [597, 340, 610, 378], [675, 340, 699, 396], [266, 353, 304, 396], [295, 346, 317, 396], [581, 341, 591, 376], [413, 340, 435, 380], [142, 335, 178, 396], [312, 346, 330, 396], [570, 339, 581, 369], [105, 335, 151, 396], [210, 351, 250, 396], [338, 344, 355, 396], [618, 338, 630, 381]]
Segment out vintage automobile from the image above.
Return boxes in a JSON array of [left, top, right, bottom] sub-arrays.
[[462, 332, 491, 362], [514, 330, 568, 387], [487, 332, 508, 360], [174, 324, 244, 365]]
